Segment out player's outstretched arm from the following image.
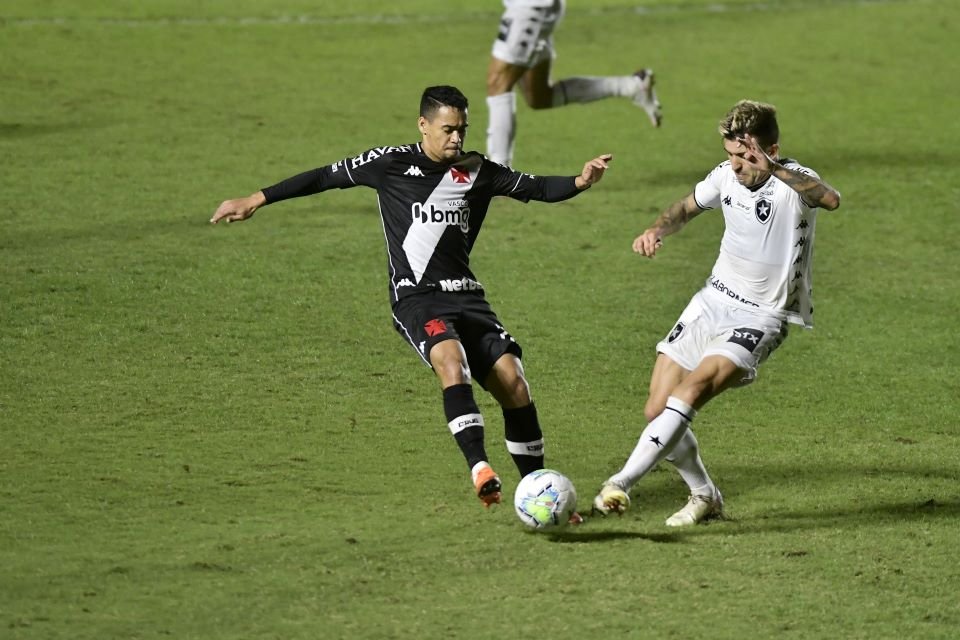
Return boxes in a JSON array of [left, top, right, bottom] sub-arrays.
[[210, 191, 268, 224], [575, 154, 613, 190], [739, 134, 841, 210], [632, 193, 702, 258]]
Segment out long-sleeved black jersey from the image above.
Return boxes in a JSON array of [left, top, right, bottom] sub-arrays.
[[261, 142, 583, 304]]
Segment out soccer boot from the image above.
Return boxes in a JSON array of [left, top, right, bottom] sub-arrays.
[[632, 69, 662, 128], [665, 490, 724, 527], [592, 480, 631, 516], [473, 465, 502, 508]]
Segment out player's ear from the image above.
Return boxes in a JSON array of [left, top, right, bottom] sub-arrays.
[[418, 116, 428, 135], [768, 142, 780, 159]]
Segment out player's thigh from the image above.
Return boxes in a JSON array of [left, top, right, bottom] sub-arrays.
[[655, 294, 711, 374], [392, 293, 467, 375], [490, 2, 561, 69], [646, 353, 689, 422], [456, 297, 523, 392], [703, 308, 788, 386], [673, 354, 746, 410], [518, 60, 554, 109], [487, 57, 529, 95]]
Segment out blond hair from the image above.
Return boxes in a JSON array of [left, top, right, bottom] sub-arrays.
[[718, 100, 779, 149]]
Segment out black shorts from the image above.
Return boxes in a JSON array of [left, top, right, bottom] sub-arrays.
[[391, 291, 523, 387]]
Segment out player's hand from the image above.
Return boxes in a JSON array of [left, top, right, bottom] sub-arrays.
[[210, 193, 265, 224], [737, 134, 776, 173], [576, 154, 613, 189], [632, 228, 663, 258]]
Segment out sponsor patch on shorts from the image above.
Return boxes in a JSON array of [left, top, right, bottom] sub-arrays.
[[727, 327, 764, 352], [667, 322, 685, 343]]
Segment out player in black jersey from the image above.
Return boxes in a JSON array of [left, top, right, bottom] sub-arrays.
[[211, 85, 611, 511]]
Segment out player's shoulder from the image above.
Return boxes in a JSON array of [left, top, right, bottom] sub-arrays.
[[705, 159, 732, 181], [346, 143, 418, 170]]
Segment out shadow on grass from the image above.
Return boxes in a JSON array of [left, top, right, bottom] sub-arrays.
[[538, 498, 960, 545], [546, 529, 685, 544]]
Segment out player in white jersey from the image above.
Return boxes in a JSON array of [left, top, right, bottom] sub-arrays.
[[593, 100, 841, 525], [486, 0, 661, 167]]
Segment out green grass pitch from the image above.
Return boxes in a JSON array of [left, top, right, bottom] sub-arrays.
[[2, 0, 959, 638]]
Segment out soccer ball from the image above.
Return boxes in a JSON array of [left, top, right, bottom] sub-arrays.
[[513, 469, 578, 530]]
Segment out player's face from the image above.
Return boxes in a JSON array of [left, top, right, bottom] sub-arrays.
[[723, 137, 775, 188], [419, 106, 468, 163]]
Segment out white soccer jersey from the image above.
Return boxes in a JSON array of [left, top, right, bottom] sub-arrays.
[[693, 159, 821, 327]]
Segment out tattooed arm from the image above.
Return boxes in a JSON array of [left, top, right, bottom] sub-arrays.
[[632, 193, 704, 257], [740, 133, 841, 211], [770, 162, 842, 210]]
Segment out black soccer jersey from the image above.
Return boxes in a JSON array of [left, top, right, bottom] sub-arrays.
[[261, 143, 581, 304]]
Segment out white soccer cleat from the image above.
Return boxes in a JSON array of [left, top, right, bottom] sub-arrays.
[[632, 69, 662, 128], [665, 490, 724, 527], [592, 481, 631, 516]]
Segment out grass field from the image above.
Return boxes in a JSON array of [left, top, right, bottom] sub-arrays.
[[2, 0, 959, 638]]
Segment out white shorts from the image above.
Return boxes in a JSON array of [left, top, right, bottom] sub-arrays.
[[491, 0, 566, 68], [656, 287, 789, 384]]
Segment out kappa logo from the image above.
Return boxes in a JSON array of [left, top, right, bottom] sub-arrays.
[[396, 278, 415, 288], [755, 198, 772, 224], [404, 165, 424, 177], [722, 195, 732, 206], [450, 167, 471, 183]]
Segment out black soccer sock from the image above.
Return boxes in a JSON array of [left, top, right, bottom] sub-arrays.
[[503, 403, 545, 477], [443, 384, 487, 471]]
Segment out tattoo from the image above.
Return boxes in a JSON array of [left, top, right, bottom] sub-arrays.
[[653, 196, 698, 236], [774, 165, 833, 207]]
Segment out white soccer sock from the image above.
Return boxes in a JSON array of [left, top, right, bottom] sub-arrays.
[[485, 92, 516, 166], [609, 396, 696, 489], [665, 427, 716, 497], [552, 75, 637, 106]]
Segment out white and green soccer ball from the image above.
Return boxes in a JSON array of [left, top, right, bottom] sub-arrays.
[[513, 469, 577, 530]]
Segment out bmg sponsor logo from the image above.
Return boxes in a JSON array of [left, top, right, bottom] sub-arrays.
[[411, 201, 471, 232]]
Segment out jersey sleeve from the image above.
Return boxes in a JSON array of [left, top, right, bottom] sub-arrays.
[[261, 146, 390, 204], [779, 160, 822, 209], [484, 160, 581, 203], [693, 162, 725, 210]]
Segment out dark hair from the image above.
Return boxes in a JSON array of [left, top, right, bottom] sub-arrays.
[[420, 85, 469, 119], [718, 100, 780, 148]]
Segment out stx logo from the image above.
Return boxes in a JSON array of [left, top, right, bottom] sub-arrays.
[[424, 318, 448, 337], [450, 167, 471, 183], [439, 277, 483, 292], [411, 202, 471, 232], [404, 165, 424, 177], [728, 327, 764, 353]]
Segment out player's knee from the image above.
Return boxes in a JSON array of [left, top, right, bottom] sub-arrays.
[[522, 86, 553, 109], [644, 399, 665, 423]]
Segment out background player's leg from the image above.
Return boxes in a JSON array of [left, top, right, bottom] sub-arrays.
[[546, 68, 662, 127], [485, 354, 544, 477], [485, 58, 527, 166]]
